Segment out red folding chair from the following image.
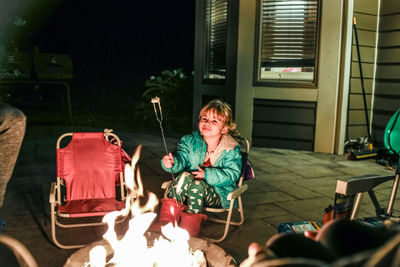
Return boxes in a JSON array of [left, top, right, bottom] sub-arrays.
[[49, 130, 130, 249]]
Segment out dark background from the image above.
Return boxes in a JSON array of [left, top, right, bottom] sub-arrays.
[[34, 0, 195, 95], [1, 0, 196, 126]]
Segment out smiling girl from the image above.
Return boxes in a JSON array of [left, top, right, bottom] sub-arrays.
[[155, 99, 243, 236]]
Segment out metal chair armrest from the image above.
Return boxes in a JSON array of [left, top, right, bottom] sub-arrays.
[[227, 184, 248, 201], [49, 182, 56, 203], [0, 235, 38, 267], [161, 180, 173, 189]]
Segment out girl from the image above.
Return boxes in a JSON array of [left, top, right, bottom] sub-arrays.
[[156, 99, 242, 236]]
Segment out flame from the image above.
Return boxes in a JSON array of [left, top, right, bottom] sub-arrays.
[[89, 246, 106, 267], [87, 145, 205, 267]]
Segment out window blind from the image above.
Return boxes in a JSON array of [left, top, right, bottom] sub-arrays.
[[205, 0, 227, 78], [260, 0, 319, 68]]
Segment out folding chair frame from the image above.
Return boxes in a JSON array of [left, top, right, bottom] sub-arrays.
[[335, 174, 398, 221], [49, 131, 129, 249], [161, 138, 250, 243]]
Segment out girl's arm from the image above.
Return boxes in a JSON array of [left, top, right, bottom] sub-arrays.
[[204, 148, 242, 187], [161, 135, 191, 173]]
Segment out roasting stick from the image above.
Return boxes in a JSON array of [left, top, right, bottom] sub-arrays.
[[151, 97, 184, 205]]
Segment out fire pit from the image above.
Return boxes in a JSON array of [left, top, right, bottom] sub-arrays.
[[64, 233, 235, 267], [63, 146, 236, 267]]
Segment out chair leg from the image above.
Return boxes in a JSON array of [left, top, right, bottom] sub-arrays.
[[387, 173, 399, 215], [237, 196, 245, 225], [50, 202, 85, 249], [350, 192, 364, 220], [207, 196, 245, 226], [207, 199, 244, 243]]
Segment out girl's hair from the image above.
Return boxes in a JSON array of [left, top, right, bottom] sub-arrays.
[[199, 99, 243, 143]]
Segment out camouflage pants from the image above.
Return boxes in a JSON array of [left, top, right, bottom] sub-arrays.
[[167, 172, 221, 213]]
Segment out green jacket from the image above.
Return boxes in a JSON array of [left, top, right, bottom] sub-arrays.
[[161, 130, 242, 209]]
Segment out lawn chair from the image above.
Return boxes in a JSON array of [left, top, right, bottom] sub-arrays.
[[161, 138, 252, 243], [335, 109, 400, 222], [49, 130, 130, 249]]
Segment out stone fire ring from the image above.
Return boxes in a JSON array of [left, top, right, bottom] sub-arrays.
[[64, 233, 236, 267]]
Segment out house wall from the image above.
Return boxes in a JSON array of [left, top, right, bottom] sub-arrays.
[[193, 0, 357, 154], [347, 0, 379, 140], [373, 0, 400, 144], [192, 0, 239, 130], [235, 0, 351, 153]]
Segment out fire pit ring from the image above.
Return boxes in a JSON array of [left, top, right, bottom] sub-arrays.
[[64, 232, 236, 267]]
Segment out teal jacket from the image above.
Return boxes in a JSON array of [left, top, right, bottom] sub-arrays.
[[161, 130, 242, 209]]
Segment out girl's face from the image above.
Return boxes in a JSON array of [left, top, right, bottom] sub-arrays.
[[199, 110, 228, 138]]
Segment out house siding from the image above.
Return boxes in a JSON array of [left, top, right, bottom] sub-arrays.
[[347, 0, 379, 141], [252, 99, 316, 151], [373, 0, 400, 144]]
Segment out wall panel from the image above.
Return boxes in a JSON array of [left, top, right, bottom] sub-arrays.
[[352, 46, 377, 63], [372, 0, 400, 145], [354, 13, 378, 31], [350, 78, 373, 94], [347, 125, 369, 139], [374, 81, 400, 95], [379, 14, 400, 30], [379, 32, 400, 47], [377, 48, 400, 63], [252, 99, 316, 151], [351, 62, 375, 78], [380, 0, 400, 14], [376, 65, 400, 79], [349, 94, 373, 109], [354, 0, 378, 15]]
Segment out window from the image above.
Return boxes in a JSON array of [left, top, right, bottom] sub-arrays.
[[204, 0, 227, 81], [256, 0, 320, 86]]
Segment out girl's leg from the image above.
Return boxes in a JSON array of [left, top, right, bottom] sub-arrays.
[[171, 174, 221, 236], [186, 177, 221, 213], [204, 186, 221, 208], [167, 172, 221, 213], [166, 172, 193, 204]]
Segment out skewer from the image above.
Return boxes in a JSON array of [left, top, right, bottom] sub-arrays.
[[151, 97, 184, 204]]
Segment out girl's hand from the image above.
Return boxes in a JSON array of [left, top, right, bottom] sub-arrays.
[[192, 166, 205, 179], [162, 153, 175, 168]]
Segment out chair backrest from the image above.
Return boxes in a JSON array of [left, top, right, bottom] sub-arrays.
[[384, 109, 400, 155], [56, 132, 123, 201], [238, 138, 253, 186]]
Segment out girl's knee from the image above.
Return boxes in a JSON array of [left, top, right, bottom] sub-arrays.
[[177, 172, 194, 184], [0, 105, 26, 136], [0, 104, 26, 123], [188, 180, 206, 195], [176, 172, 194, 192]]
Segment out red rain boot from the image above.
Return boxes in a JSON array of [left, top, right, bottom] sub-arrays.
[[179, 212, 207, 237], [150, 198, 186, 232]]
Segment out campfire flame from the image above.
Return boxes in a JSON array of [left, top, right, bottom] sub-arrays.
[[86, 145, 206, 267]]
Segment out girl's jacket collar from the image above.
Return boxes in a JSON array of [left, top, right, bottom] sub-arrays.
[[195, 131, 239, 165]]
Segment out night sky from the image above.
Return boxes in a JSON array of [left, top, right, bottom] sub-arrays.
[[21, 0, 196, 95]]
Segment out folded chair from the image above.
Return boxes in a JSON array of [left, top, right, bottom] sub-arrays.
[[335, 109, 400, 221], [49, 130, 130, 249], [161, 138, 252, 243]]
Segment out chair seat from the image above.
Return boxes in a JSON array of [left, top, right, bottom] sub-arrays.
[[57, 198, 125, 218]]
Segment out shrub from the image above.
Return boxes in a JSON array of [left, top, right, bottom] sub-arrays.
[[133, 69, 193, 134]]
